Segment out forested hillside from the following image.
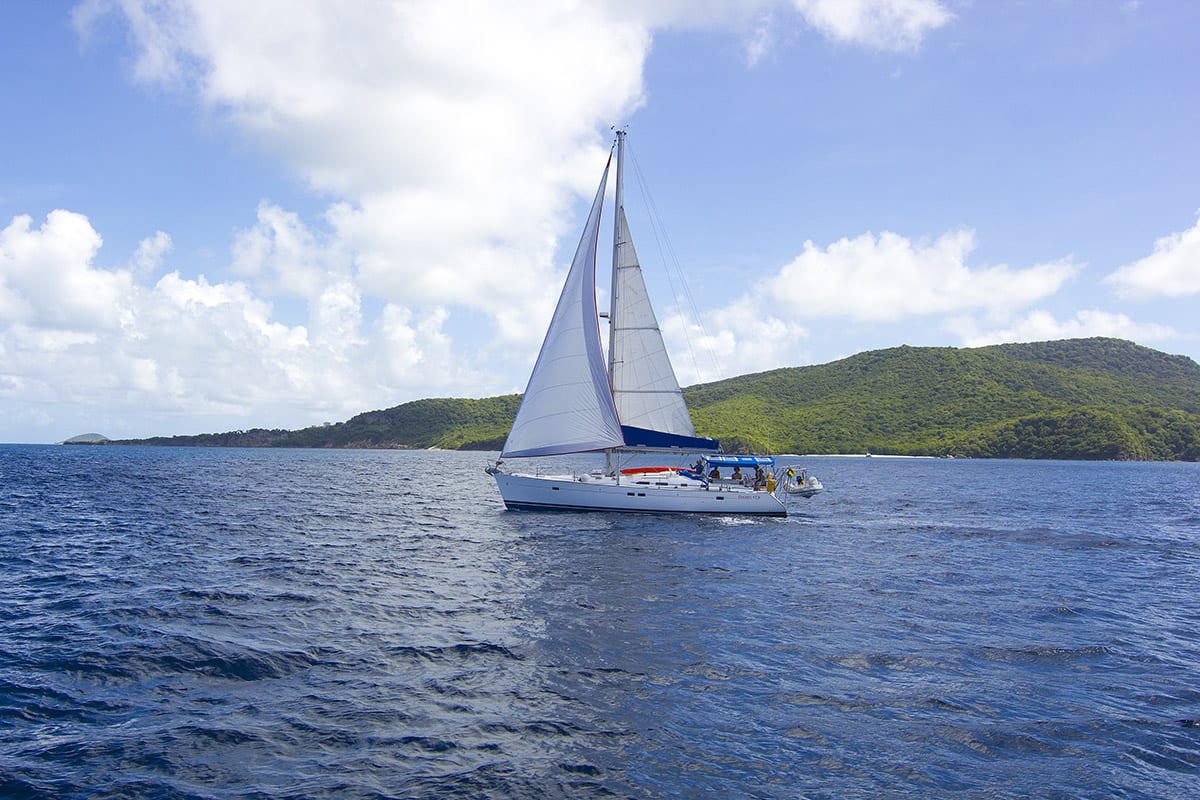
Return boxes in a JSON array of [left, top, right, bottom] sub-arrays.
[[684, 338, 1200, 460], [109, 338, 1200, 461], [114, 396, 521, 451]]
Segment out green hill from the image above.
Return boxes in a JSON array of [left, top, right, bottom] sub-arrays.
[[684, 337, 1200, 460], [114, 395, 521, 451], [112, 338, 1200, 461]]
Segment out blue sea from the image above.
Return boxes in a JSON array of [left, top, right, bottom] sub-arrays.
[[2, 445, 1198, 799]]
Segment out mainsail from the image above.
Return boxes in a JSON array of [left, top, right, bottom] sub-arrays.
[[501, 156, 624, 459]]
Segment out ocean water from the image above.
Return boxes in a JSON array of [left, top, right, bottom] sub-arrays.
[[1, 445, 1198, 799]]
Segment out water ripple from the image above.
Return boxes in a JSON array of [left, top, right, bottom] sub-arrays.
[[2, 447, 1199, 798]]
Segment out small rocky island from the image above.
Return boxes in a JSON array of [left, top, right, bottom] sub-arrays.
[[62, 433, 110, 444]]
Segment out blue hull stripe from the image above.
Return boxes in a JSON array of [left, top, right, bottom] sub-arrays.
[[502, 500, 786, 517]]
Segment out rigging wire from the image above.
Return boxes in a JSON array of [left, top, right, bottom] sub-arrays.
[[625, 141, 726, 384]]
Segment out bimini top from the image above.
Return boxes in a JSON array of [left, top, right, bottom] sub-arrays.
[[703, 455, 775, 467]]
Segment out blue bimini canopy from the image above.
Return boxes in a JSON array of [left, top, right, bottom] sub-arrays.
[[703, 455, 775, 468]]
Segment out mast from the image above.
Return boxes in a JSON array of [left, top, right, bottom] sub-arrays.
[[605, 130, 626, 476], [608, 128, 626, 379]]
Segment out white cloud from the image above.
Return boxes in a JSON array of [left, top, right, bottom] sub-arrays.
[[108, 0, 657, 354], [789, 0, 953, 51], [5, 1, 962, 440], [72, 0, 186, 83], [0, 210, 132, 330], [947, 309, 1177, 348], [662, 301, 809, 385], [231, 202, 340, 298], [609, 0, 951, 57], [129, 230, 172, 277], [1104, 211, 1200, 299], [764, 228, 1078, 322], [78, 0, 955, 342], [0, 209, 487, 437], [743, 11, 777, 67], [76, 0, 958, 339], [680, 226, 1131, 379], [372, 304, 457, 383]]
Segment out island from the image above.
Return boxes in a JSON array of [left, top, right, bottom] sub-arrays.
[[103, 338, 1200, 461]]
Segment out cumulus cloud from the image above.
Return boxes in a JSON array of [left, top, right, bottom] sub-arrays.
[[0, 210, 132, 330], [790, 0, 953, 51], [661, 226, 1086, 380], [87, 3, 950, 319], [742, 11, 778, 67], [764, 228, 1078, 322], [129, 230, 172, 277], [5, 0, 960, 439], [231, 202, 341, 299], [947, 309, 1177, 349], [74, 1, 954, 350], [0, 210, 478, 435], [83, 0, 653, 354], [662, 302, 809, 385], [610, 0, 951, 58], [2, 211, 307, 416], [1104, 211, 1200, 299]]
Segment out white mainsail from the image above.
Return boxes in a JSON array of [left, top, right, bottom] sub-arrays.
[[500, 156, 624, 458]]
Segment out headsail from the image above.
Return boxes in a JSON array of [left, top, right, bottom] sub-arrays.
[[501, 156, 624, 459], [608, 132, 717, 451], [609, 205, 701, 440]]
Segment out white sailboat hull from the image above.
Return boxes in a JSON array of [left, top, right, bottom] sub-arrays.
[[490, 132, 822, 516], [493, 471, 788, 516]]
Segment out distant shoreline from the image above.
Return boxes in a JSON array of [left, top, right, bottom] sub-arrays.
[[47, 338, 1200, 462]]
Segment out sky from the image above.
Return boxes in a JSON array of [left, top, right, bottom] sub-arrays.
[[2, 0, 1198, 444]]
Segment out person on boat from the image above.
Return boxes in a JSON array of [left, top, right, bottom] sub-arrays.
[[731, 466, 743, 484], [707, 464, 721, 481], [754, 466, 766, 490]]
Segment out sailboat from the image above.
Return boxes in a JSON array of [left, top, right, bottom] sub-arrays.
[[488, 131, 815, 516]]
